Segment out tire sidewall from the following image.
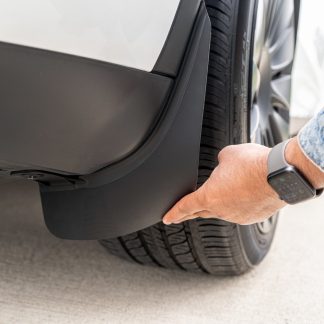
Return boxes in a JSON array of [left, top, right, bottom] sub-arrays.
[[231, 0, 279, 266]]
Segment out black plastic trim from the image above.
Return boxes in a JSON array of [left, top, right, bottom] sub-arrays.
[[41, 5, 211, 240], [153, 0, 201, 77], [0, 42, 172, 175]]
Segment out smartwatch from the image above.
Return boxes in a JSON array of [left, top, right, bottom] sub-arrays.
[[267, 140, 323, 204]]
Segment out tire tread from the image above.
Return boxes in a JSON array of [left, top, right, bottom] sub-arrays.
[[101, 0, 251, 276]]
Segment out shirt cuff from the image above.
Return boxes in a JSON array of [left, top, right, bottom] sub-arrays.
[[298, 109, 324, 172]]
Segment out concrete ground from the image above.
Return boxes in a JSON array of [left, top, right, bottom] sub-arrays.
[[0, 180, 323, 324]]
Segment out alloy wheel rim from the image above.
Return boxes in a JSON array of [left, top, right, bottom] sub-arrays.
[[250, 0, 295, 234]]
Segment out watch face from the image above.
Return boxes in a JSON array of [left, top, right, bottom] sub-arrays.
[[267, 168, 316, 204]]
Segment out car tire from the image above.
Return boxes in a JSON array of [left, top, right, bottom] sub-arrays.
[[100, 0, 297, 275]]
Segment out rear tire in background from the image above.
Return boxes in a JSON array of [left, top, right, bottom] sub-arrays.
[[101, 0, 297, 275]]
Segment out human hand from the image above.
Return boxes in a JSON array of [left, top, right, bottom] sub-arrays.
[[163, 143, 286, 225]]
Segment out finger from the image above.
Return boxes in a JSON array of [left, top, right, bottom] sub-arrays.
[[171, 210, 213, 224], [163, 188, 207, 225], [194, 210, 213, 218], [172, 214, 198, 224]]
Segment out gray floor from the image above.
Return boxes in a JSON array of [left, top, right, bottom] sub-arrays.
[[0, 180, 324, 324]]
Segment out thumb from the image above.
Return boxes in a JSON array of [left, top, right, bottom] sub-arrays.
[[163, 187, 207, 225]]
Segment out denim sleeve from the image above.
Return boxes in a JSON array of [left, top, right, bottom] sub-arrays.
[[298, 108, 324, 171]]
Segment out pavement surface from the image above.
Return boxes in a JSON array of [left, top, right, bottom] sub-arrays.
[[0, 180, 323, 324]]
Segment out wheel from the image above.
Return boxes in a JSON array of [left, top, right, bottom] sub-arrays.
[[100, 0, 297, 275]]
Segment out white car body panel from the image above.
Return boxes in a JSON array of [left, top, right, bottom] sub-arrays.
[[0, 0, 180, 71]]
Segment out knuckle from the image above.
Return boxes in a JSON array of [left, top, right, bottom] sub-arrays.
[[217, 145, 235, 162]]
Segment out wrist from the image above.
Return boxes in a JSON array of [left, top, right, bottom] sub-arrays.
[[258, 146, 284, 201], [285, 137, 324, 189]]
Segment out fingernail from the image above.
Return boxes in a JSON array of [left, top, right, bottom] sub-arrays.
[[162, 218, 172, 225]]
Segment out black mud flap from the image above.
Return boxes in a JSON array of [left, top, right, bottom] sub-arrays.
[[41, 4, 211, 239]]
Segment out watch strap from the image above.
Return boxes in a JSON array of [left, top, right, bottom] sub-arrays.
[[268, 139, 323, 198], [267, 140, 290, 175]]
